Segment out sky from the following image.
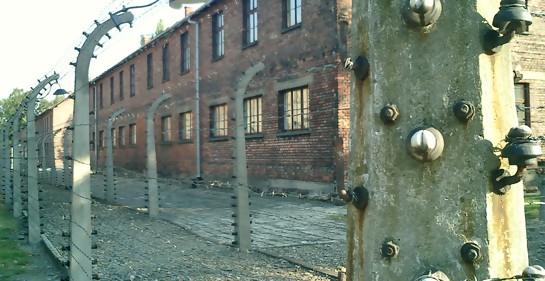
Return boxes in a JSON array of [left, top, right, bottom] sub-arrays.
[[0, 0, 201, 100]]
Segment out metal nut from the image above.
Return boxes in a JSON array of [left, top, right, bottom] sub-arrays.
[[380, 104, 400, 124], [381, 241, 399, 258], [453, 101, 475, 123]]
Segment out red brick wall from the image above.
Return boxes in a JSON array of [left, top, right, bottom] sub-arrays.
[[91, 0, 350, 185], [512, 1, 545, 139]]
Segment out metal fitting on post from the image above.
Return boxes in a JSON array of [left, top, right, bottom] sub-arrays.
[[453, 101, 475, 123], [402, 0, 442, 28], [381, 241, 399, 259], [380, 104, 400, 124], [460, 241, 482, 263], [407, 126, 444, 162]]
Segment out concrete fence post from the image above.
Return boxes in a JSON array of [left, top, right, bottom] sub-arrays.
[[106, 108, 125, 202], [12, 109, 24, 218], [232, 62, 264, 251], [0, 129, 5, 203], [27, 73, 60, 244], [70, 12, 134, 281], [4, 126, 12, 205], [146, 93, 171, 218], [63, 128, 72, 189], [347, 1, 532, 280]]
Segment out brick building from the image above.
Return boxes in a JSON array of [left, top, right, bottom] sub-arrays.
[[33, 1, 544, 192], [88, 0, 352, 192], [512, 2, 545, 138]]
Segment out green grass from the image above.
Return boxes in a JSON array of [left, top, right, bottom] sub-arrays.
[[524, 194, 542, 221], [0, 204, 30, 281]]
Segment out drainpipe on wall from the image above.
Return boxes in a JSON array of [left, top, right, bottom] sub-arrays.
[[187, 17, 202, 180]]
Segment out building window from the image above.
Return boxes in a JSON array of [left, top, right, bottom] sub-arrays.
[[284, 0, 302, 28], [515, 83, 531, 126], [161, 116, 172, 142], [130, 64, 136, 97], [110, 77, 115, 105], [179, 111, 192, 140], [99, 130, 104, 149], [180, 32, 190, 73], [210, 104, 228, 137], [129, 123, 137, 145], [99, 83, 104, 109], [111, 128, 116, 147], [162, 43, 170, 82], [244, 96, 262, 134], [119, 126, 125, 146], [243, 0, 258, 46], [91, 132, 96, 151], [92, 86, 96, 112], [212, 11, 225, 60], [119, 71, 124, 101], [279, 86, 309, 131], [147, 53, 153, 89]]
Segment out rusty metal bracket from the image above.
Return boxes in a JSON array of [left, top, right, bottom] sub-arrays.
[[334, 136, 369, 210]]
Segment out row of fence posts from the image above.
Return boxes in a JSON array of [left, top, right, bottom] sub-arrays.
[[0, 12, 262, 281]]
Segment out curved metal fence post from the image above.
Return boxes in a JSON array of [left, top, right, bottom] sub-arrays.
[[106, 108, 125, 202], [146, 93, 171, 218]]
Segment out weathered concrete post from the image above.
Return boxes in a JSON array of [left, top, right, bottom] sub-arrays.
[[347, 1, 534, 280], [12, 108, 24, 218], [146, 93, 170, 218], [105, 108, 125, 202], [27, 74, 60, 244], [232, 62, 264, 251], [0, 128, 4, 201], [63, 127, 71, 189], [3, 124, 12, 205], [70, 12, 134, 281]]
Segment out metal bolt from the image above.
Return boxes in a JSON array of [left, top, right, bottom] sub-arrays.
[[380, 104, 400, 124], [460, 241, 482, 263], [381, 241, 399, 258], [409, 0, 434, 13], [453, 101, 475, 123]]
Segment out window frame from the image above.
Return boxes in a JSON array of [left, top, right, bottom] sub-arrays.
[[278, 86, 310, 133], [244, 95, 262, 135], [283, 0, 302, 31], [179, 111, 192, 142], [162, 43, 170, 82], [180, 32, 190, 74], [118, 126, 125, 147], [129, 123, 137, 145], [212, 11, 225, 61], [147, 53, 154, 89], [99, 83, 104, 109], [515, 83, 531, 127], [98, 130, 105, 149], [161, 115, 172, 143], [210, 103, 228, 139], [110, 76, 115, 105], [242, 0, 258, 47], [130, 64, 136, 97], [119, 71, 124, 101]]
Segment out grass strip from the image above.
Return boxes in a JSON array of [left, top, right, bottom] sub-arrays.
[[0, 204, 29, 281]]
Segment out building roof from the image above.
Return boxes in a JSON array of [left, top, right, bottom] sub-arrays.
[[90, 0, 219, 83]]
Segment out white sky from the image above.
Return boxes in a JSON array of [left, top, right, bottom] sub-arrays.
[[0, 0, 201, 99]]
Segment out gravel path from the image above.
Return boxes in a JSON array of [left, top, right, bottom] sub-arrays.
[[35, 171, 545, 280], [40, 185, 335, 281]]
